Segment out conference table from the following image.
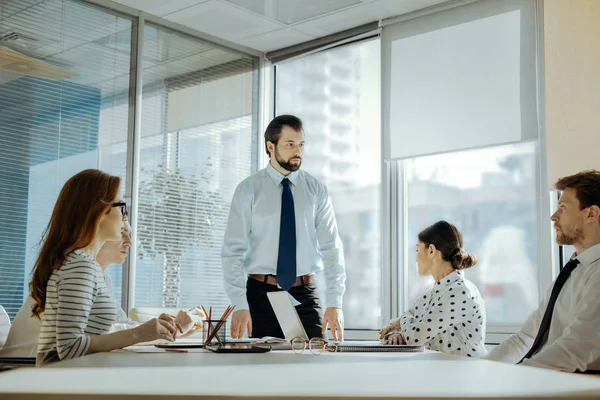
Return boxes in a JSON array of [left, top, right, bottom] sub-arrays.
[[0, 347, 599, 399]]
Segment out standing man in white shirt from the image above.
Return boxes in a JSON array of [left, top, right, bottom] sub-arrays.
[[486, 170, 600, 372], [222, 115, 346, 342]]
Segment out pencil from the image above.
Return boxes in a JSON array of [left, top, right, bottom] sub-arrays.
[[205, 305, 235, 345], [165, 349, 188, 353]]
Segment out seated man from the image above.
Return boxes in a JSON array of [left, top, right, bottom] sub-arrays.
[[486, 170, 600, 372], [0, 224, 202, 357]]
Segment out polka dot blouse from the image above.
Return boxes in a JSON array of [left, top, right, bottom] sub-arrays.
[[395, 270, 487, 358]]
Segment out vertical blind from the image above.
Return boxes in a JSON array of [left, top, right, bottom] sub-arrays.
[[133, 23, 257, 316], [0, 0, 132, 318]]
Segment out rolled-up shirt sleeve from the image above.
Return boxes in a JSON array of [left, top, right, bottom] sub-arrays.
[[315, 184, 346, 309], [221, 184, 252, 310]]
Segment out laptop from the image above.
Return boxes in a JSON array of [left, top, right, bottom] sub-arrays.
[[267, 291, 309, 341], [266, 291, 424, 353]]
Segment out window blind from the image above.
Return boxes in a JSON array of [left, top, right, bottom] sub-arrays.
[[0, 0, 132, 318], [381, 0, 538, 160], [133, 23, 258, 316]]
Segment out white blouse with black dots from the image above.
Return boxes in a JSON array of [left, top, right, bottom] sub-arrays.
[[392, 270, 487, 358]]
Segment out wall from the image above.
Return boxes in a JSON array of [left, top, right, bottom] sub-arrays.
[[544, 0, 600, 185]]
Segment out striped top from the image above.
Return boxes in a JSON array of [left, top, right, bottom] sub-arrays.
[[37, 250, 117, 365]]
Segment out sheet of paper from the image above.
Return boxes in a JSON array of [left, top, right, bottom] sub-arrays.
[[288, 291, 301, 306]]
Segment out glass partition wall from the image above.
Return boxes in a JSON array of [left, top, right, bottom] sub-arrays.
[[0, 0, 259, 319]]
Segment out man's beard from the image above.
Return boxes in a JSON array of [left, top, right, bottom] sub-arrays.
[[275, 148, 302, 172], [555, 224, 584, 246]]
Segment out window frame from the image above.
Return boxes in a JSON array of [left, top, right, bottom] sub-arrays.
[[266, 0, 554, 342], [73, 0, 263, 312], [271, 37, 385, 339], [72, 0, 557, 343], [389, 0, 555, 340]]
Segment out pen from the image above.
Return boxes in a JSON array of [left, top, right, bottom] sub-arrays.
[[165, 348, 188, 353]]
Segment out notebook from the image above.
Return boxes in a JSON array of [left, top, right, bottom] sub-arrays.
[[326, 341, 424, 353]]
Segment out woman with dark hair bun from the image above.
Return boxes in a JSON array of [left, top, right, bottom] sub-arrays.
[[379, 221, 487, 358]]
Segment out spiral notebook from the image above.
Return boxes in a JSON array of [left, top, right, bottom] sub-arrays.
[[326, 341, 424, 353]]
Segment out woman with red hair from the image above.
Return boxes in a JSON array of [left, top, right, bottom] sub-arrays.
[[30, 169, 178, 365]]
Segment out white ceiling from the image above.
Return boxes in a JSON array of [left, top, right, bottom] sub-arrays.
[[113, 0, 452, 52]]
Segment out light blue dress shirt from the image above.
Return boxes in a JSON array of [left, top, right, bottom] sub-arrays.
[[221, 162, 346, 310]]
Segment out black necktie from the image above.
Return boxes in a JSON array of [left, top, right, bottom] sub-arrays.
[[519, 258, 580, 363], [276, 178, 296, 290]]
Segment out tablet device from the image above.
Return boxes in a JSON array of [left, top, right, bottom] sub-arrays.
[[155, 341, 205, 349], [205, 344, 271, 353]]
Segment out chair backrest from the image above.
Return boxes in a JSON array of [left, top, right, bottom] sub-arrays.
[[0, 305, 11, 348]]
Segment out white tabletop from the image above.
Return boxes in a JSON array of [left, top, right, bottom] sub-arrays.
[[0, 349, 599, 399]]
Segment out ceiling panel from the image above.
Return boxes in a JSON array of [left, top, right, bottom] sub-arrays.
[[292, 4, 383, 37], [238, 27, 315, 53], [369, 0, 454, 16], [61, 0, 454, 53], [226, 0, 362, 25], [164, 0, 286, 41]]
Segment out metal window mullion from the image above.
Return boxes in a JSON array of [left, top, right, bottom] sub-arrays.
[[122, 13, 145, 313], [380, 160, 393, 327], [533, 0, 555, 301]]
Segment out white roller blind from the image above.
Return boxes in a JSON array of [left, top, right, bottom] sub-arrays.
[[382, 0, 538, 160], [0, 0, 132, 318], [134, 23, 257, 315]]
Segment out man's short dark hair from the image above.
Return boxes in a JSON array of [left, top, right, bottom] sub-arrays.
[[555, 170, 600, 210], [264, 115, 303, 158]]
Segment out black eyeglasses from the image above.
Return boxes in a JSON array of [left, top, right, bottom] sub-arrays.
[[112, 201, 128, 217]]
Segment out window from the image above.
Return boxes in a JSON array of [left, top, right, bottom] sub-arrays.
[[400, 142, 539, 325], [275, 38, 381, 329], [132, 23, 258, 313], [0, 0, 132, 318], [382, 0, 544, 330]]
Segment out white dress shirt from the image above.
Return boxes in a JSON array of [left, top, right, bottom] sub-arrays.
[[486, 243, 600, 372], [390, 270, 487, 358], [0, 270, 136, 358], [103, 273, 138, 332], [221, 162, 346, 310]]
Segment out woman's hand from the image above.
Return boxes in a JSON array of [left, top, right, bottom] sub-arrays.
[[384, 333, 406, 345], [132, 317, 177, 343], [379, 319, 401, 339], [174, 307, 207, 338]]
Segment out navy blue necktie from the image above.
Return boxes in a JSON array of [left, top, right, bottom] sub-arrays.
[[276, 178, 297, 290], [519, 258, 580, 363]]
